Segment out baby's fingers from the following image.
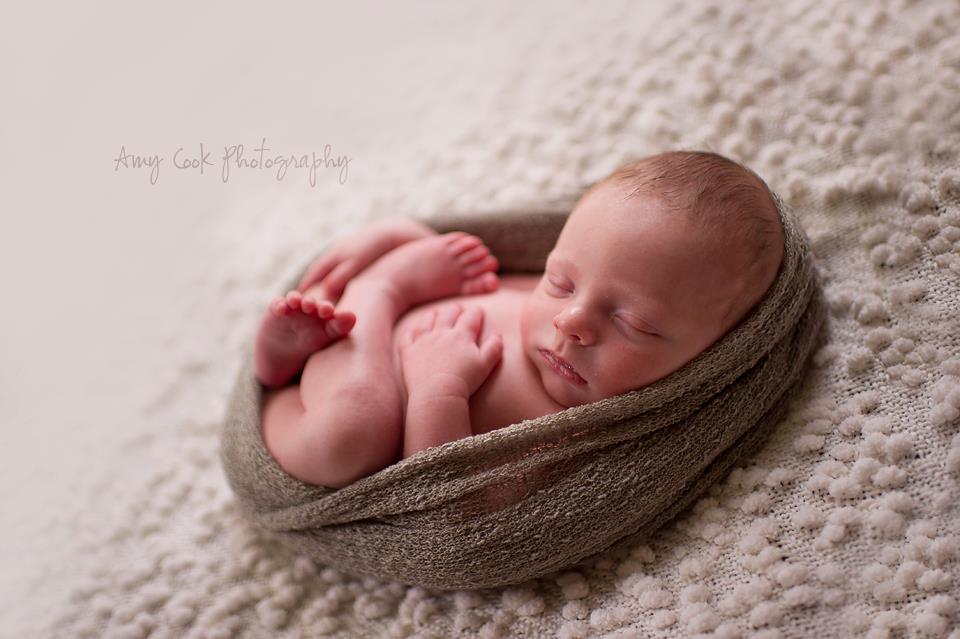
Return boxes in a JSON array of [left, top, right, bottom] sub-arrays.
[[480, 333, 504, 371], [320, 259, 356, 299], [455, 305, 485, 339], [406, 309, 438, 343], [297, 255, 337, 292], [436, 303, 463, 328]]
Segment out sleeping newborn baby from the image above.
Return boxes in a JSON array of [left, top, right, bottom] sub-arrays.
[[254, 150, 785, 489]]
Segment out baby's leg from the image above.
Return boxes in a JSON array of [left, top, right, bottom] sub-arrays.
[[260, 278, 403, 489], [255, 217, 440, 388], [261, 232, 499, 488]]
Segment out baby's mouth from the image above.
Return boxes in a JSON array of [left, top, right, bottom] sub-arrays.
[[539, 349, 587, 386]]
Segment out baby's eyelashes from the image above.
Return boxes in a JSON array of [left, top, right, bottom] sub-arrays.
[[544, 273, 662, 339], [615, 314, 661, 339], [614, 315, 653, 337], [546, 276, 573, 294]]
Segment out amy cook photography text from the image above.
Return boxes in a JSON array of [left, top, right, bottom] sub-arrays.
[[113, 138, 351, 187]]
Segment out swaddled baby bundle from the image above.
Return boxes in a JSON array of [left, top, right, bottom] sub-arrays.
[[220, 205, 826, 590]]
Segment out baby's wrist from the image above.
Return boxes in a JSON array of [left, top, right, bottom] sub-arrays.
[[408, 373, 471, 402]]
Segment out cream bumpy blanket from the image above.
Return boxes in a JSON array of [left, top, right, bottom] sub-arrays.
[[220, 202, 826, 590], [46, 1, 960, 637]]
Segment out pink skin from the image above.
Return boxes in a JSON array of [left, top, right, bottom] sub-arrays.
[[254, 229, 499, 389], [401, 303, 503, 399], [294, 217, 442, 300], [363, 232, 500, 308], [520, 180, 763, 409], [253, 292, 358, 389], [254, 217, 480, 388], [257, 230, 501, 488], [399, 303, 504, 457]]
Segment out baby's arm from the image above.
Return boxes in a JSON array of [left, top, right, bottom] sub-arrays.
[[297, 217, 438, 299], [399, 304, 503, 458], [404, 388, 473, 459]]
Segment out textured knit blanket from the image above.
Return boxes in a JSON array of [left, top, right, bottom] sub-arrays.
[[46, 0, 960, 637]]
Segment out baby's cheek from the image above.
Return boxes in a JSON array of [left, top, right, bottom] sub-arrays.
[[518, 304, 536, 347], [609, 351, 656, 392]]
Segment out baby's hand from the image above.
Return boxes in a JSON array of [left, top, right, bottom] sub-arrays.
[[400, 304, 503, 399]]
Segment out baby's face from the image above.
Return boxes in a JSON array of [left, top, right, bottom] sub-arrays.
[[520, 181, 756, 408]]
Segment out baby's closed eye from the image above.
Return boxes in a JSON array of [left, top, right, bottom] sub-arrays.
[[613, 314, 642, 332], [613, 312, 663, 338], [546, 275, 572, 293], [544, 274, 659, 336]]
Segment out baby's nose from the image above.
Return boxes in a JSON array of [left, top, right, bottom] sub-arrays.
[[553, 308, 594, 345]]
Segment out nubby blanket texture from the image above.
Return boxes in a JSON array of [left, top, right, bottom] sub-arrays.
[[44, 1, 960, 636], [219, 204, 826, 590]]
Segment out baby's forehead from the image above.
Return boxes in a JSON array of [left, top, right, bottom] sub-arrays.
[[556, 208, 753, 293], [563, 197, 732, 255]]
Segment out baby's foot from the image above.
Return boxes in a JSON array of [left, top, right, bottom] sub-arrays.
[[354, 232, 499, 312], [254, 292, 357, 388]]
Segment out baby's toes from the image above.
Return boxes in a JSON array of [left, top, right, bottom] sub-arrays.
[[461, 272, 499, 295], [324, 311, 356, 337], [462, 254, 498, 278], [284, 291, 303, 311], [269, 297, 290, 317], [313, 299, 335, 318], [445, 232, 480, 253], [301, 296, 333, 316], [456, 243, 490, 268], [443, 231, 482, 251]]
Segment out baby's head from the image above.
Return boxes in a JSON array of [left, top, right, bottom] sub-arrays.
[[520, 150, 785, 408]]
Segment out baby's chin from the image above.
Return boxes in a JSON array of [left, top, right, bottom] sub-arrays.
[[522, 340, 593, 408], [536, 364, 595, 409], [547, 368, 659, 407]]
